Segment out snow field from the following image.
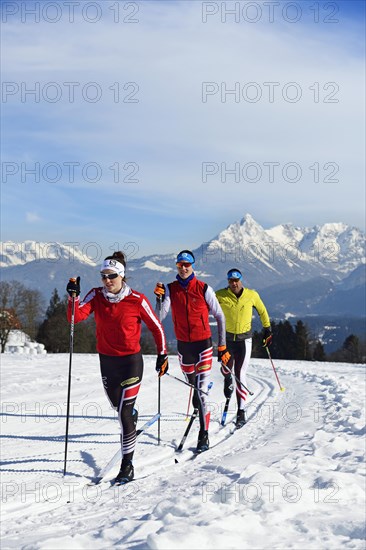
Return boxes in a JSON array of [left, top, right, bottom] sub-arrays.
[[0, 354, 365, 549]]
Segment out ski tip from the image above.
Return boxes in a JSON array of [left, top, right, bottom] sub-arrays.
[[174, 458, 179, 464], [195, 447, 209, 455], [280, 387, 286, 392], [87, 477, 102, 486]]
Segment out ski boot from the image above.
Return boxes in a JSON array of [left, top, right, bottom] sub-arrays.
[[115, 459, 134, 485], [196, 430, 209, 453], [224, 375, 234, 398], [235, 409, 246, 430]]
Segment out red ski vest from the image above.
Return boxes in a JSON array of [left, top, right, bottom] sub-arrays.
[[168, 278, 211, 342]]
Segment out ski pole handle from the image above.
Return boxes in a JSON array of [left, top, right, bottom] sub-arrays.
[[66, 277, 80, 298]]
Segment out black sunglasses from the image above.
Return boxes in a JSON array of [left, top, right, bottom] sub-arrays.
[[100, 273, 119, 280]]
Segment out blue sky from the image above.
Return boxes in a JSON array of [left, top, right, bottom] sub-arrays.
[[1, 0, 365, 259]]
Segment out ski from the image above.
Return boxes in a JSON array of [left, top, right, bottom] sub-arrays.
[[88, 412, 161, 485], [176, 408, 198, 452], [175, 381, 213, 455], [221, 397, 231, 426], [230, 420, 247, 434], [135, 412, 161, 437]]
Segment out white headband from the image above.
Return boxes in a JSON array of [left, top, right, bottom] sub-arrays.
[[100, 259, 125, 277]]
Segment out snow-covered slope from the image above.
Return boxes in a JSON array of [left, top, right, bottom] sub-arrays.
[[1, 354, 364, 549]]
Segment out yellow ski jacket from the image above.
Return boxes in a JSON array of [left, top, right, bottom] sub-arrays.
[[215, 287, 270, 339]]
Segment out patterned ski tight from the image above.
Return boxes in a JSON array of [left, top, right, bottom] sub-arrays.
[[177, 338, 213, 431]]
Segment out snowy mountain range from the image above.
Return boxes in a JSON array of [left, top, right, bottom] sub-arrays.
[[1, 214, 365, 322]]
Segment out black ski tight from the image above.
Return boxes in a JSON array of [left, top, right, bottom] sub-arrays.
[[223, 339, 252, 409], [99, 352, 143, 462]]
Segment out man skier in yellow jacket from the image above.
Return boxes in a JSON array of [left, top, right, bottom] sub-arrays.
[[216, 268, 272, 428]]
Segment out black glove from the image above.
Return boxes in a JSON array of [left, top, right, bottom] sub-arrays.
[[218, 345, 231, 366], [66, 276, 80, 297], [262, 327, 272, 347], [154, 283, 166, 302], [156, 354, 169, 377]]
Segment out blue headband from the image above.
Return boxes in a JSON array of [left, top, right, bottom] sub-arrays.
[[227, 269, 242, 280], [176, 251, 195, 265]]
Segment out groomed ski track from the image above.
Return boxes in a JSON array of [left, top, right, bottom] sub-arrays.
[[1, 354, 364, 549]]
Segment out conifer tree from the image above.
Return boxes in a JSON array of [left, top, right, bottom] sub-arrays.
[[313, 340, 326, 361], [37, 289, 96, 353], [295, 320, 311, 360], [37, 290, 70, 352]]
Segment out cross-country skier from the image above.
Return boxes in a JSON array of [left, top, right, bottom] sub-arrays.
[[66, 251, 168, 484], [154, 250, 230, 452], [216, 268, 272, 429]]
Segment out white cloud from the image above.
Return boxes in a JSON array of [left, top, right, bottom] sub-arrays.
[[26, 212, 41, 223]]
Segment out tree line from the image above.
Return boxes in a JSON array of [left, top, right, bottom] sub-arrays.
[[251, 320, 365, 363], [0, 281, 364, 363]]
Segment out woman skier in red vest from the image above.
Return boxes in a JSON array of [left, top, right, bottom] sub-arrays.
[[154, 250, 230, 452]]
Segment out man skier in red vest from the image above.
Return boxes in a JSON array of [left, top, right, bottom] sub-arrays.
[[154, 250, 230, 452]]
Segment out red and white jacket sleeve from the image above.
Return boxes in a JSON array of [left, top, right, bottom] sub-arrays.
[[67, 289, 95, 323], [140, 295, 167, 355]]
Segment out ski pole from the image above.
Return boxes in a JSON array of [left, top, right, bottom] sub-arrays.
[[165, 373, 210, 395], [233, 373, 254, 396], [221, 362, 254, 396], [63, 281, 76, 476], [176, 408, 198, 453], [156, 295, 163, 446], [185, 387, 192, 420], [265, 346, 285, 392]]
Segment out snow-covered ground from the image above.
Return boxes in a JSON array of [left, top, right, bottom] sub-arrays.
[[1, 354, 365, 549]]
